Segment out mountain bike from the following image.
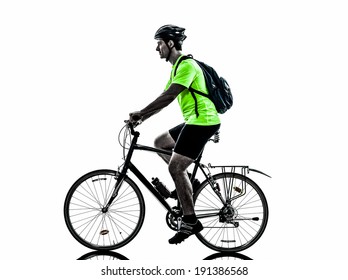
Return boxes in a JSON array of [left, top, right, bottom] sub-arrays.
[[64, 121, 271, 252]]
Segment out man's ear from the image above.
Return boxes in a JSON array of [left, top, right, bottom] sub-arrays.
[[167, 40, 175, 49]]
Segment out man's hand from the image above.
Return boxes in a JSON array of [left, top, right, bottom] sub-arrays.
[[129, 111, 143, 124]]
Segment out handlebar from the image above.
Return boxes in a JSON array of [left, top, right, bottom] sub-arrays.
[[124, 120, 142, 135]]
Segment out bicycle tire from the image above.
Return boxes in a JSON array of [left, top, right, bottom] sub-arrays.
[[64, 169, 145, 250], [194, 172, 268, 252], [203, 252, 252, 260], [77, 250, 129, 260]]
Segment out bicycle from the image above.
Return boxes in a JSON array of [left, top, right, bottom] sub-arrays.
[[64, 121, 271, 252]]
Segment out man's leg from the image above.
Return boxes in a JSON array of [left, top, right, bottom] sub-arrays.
[[154, 131, 175, 164], [167, 152, 203, 244], [154, 130, 197, 199], [168, 152, 194, 215]]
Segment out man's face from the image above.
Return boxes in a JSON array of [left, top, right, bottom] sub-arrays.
[[156, 39, 170, 59]]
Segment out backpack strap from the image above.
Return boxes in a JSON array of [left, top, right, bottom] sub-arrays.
[[189, 91, 200, 117], [173, 55, 208, 100], [173, 54, 204, 118], [173, 54, 193, 76], [188, 87, 208, 98]]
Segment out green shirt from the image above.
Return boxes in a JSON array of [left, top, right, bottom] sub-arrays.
[[165, 55, 221, 126]]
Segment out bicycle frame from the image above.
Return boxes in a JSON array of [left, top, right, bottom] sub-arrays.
[[102, 123, 271, 220], [102, 124, 207, 218]]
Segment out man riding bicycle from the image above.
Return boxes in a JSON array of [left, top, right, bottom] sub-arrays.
[[129, 24, 221, 244]]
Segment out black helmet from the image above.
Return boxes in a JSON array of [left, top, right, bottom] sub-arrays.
[[154, 24, 187, 42]]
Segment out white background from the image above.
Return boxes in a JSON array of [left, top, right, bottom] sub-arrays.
[[1, 0, 348, 278]]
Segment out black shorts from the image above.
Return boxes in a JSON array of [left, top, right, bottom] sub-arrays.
[[169, 123, 221, 160]]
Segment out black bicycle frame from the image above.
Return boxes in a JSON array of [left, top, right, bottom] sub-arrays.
[[101, 123, 271, 222], [102, 126, 205, 217]]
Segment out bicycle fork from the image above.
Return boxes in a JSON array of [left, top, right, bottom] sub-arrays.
[[101, 171, 125, 213], [102, 130, 140, 213]]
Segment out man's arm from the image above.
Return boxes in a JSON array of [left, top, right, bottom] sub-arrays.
[[129, 83, 186, 122]]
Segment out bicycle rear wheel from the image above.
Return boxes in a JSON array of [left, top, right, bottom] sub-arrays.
[[64, 169, 145, 250], [194, 172, 268, 252]]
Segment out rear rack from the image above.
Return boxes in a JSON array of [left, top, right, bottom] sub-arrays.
[[207, 164, 271, 178]]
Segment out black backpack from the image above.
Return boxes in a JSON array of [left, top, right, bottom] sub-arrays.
[[174, 54, 233, 116]]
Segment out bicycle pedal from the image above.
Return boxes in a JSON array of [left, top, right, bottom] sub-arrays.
[[100, 229, 109, 235], [169, 190, 178, 200], [177, 217, 182, 230]]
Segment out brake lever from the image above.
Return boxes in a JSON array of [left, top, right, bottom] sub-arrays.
[[124, 120, 142, 135]]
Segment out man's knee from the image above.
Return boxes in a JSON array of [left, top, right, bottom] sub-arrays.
[[154, 132, 175, 149], [168, 153, 193, 177], [154, 135, 162, 149]]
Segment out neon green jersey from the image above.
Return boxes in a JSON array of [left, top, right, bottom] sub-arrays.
[[165, 55, 221, 126]]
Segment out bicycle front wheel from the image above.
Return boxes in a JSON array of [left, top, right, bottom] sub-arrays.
[[194, 172, 268, 252], [64, 169, 145, 250]]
